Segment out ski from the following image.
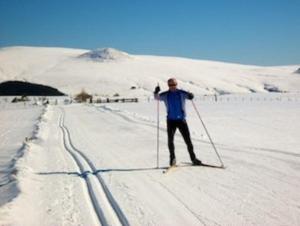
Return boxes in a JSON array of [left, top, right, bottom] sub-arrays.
[[162, 165, 177, 174], [182, 162, 225, 169], [162, 162, 225, 174]]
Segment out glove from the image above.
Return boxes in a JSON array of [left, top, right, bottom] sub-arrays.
[[154, 86, 161, 94], [187, 92, 194, 100]]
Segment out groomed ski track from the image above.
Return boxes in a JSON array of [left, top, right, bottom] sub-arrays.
[[60, 102, 300, 226], [59, 108, 129, 226], [59, 104, 221, 226], [59, 104, 209, 225], [4, 100, 299, 226]]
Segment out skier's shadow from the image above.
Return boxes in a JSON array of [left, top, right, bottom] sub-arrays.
[[93, 167, 168, 174], [37, 171, 90, 178], [37, 167, 167, 178]]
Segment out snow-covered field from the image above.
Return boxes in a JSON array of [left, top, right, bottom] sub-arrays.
[[0, 94, 300, 226], [0, 46, 300, 225]]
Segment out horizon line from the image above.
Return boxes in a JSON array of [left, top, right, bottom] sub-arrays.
[[1, 44, 299, 67]]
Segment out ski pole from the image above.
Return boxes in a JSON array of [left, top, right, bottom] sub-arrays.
[[156, 84, 160, 169], [191, 100, 225, 168]]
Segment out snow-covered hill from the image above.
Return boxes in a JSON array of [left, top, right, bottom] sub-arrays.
[[1, 46, 300, 225], [79, 48, 132, 61], [0, 46, 299, 96]]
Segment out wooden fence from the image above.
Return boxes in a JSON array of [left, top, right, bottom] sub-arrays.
[[95, 98, 138, 103]]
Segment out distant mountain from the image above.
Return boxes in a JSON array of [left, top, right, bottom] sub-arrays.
[[0, 80, 65, 96], [0, 46, 299, 96], [79, 48, 131, 61]]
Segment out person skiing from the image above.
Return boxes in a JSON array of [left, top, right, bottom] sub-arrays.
[[154, 78, 202, 166]]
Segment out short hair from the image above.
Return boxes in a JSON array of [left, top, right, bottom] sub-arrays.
[[167, 78, 177, 84]]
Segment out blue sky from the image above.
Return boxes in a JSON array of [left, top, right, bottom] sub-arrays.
[[0, 0, 299, 65]]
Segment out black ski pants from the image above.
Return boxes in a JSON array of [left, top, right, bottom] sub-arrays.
[[167, 119, 196, 161]]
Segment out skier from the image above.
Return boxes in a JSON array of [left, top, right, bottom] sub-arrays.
[[154, 78, 202, 166]]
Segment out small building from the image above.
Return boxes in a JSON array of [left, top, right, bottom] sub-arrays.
[[75, 90, 92, 103]]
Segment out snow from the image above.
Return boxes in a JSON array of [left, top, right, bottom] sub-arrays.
[[0, 46, 300, 225], [0, 94, 300, 226], [79, 48, 132, 61], [0, 46, 300, 97], [0, 102, 43, 205]]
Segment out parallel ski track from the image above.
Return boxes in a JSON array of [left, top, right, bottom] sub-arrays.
[[92, 104, 300, 225], [96, 104, 300, 164], [59, 108, 130, 226], [94, 106, 214, 225]]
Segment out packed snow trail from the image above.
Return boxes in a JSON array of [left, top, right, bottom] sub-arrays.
[[1, 105, 100, 225], [62, 102, 300, 226], [63, 105, 208, 225], [59, 107, 129, 226], [1, 98, 300, 226]]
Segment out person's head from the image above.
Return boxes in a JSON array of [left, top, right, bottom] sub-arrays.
[[167, 78, 178, 91]]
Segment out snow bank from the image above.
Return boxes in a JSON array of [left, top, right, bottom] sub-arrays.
[[0, 103, 44, 209]]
